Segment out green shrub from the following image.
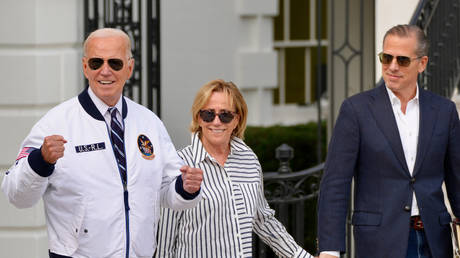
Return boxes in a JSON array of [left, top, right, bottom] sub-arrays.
[[244, 121, 327, 172]]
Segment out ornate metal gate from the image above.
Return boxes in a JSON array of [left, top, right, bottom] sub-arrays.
[[84, 0, 161, 115], [412, 0, 460, 98]]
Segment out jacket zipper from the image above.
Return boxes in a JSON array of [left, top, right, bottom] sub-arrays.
[[120, 136, 130, 258], [123, 181, 130, 258]]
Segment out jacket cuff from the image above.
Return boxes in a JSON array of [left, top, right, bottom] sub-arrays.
[[175, 175, 200, 200], [28, 147, 55, 177]]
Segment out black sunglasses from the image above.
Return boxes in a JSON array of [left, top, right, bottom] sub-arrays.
[[87, 58, 125, 71], [199, 109, 237, 124], [378, 52, 422, 67]]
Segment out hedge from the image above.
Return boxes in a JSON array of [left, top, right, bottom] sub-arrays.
[[244, 121, 327, 172]]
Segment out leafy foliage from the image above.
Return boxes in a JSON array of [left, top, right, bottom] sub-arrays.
[[245, 121, 327, 172]]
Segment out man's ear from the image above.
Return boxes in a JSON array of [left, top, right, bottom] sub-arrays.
[[418, 56, 428, 73], [82, 57, 89, 79], [127, 58, 135, 79]]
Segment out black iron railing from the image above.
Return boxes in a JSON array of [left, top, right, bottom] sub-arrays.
[[411, 0, 460, 98], [254, 144, 324, 257]]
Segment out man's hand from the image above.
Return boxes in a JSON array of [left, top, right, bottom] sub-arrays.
[[41, 135, 67, 164], [180, 165, 203, 194], [319, 253, 338, 258]]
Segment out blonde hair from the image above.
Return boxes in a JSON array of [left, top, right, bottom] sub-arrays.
[[190, 79, 248, 139], [83, 28, 133, 59]]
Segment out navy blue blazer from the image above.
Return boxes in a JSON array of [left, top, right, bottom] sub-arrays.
[[317, 84, 460, 258]]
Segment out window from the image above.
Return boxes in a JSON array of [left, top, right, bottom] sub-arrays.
[[274, 0, 328, 105]]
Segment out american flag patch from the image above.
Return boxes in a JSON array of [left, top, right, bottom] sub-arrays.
[[15, 147, 35, 161]]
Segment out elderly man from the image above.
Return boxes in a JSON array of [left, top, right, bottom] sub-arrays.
[[2, 28, 203, 258], [318, 24, 460, 258]]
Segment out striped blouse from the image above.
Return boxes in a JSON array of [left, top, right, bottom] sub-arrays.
[[155, 133, 313, 258]]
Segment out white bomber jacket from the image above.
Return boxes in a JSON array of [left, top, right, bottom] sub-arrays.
[[2, 89, 201, 258]]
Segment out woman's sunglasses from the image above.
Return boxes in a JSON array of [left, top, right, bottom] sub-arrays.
[[378, 52, 422, 67], [87, 58, 125, 71], [199, 109, 237, 123]]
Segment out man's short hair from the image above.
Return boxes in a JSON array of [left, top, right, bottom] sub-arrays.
[[383, 24, 429, 57]]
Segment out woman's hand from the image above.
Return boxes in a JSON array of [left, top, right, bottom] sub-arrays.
[[180, 165, 203, 194]]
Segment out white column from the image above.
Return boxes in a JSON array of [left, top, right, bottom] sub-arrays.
[[235, 0, 278, 126], [0, 0, 83, 257]]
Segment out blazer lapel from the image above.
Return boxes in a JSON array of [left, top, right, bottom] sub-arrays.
[[413, 88, 437, 176], [370, 85, 410, 174]]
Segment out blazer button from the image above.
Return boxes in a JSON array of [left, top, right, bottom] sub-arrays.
[[404, 205, 411, 211], [410, 177, 416, 183]]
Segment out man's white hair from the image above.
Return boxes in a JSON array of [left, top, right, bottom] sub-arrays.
[[83, 28, 133, 58]]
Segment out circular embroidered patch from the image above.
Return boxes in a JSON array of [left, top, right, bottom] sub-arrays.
[[137, 134, 155, 160]]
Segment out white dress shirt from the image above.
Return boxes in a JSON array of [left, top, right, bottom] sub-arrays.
[[386, 86, 420, 215], [156, 133, 312, 258], [87, 87, 124, 130]]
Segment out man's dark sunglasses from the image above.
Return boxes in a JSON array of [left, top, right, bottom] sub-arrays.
[[199, 109, 237, 123], [87, 58, 124, 71], [378, 52, 422, 67]]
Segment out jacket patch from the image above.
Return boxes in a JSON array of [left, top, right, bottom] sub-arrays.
[[75, 142, 106, 153], [16, 147, 35, 161], [137, 134, 155, 160]]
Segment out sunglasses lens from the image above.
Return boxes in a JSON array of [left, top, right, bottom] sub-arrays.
[[87, 58, 124, 71], [218, 111, 235, 123], [88, 58, 104, 70], [108, 59, 124, 71], [380, 53, 393, 65], [397, 56, 411, 67], [199, 110, 215, 122], [379, 53, 414, 67], [199, 110, 236, 123]]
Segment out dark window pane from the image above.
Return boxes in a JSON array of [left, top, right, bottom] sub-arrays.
[[318, 0, 328, 39], [290, 0, 309, 40], [274, 0, 285, 41], [273, 71, 280, 104], [310, 46, 327, 102], [285, 48, 306, 104]]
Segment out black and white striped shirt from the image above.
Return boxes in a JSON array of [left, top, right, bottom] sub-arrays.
[[155, 133, 313, 258]]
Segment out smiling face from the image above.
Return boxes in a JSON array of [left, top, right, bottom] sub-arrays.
[[82, 35, 134, 106], [199, 91, 239, 151], [381, 34, 427, 99]]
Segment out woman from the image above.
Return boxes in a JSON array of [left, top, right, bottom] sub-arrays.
[[156, 79, 313, 258]]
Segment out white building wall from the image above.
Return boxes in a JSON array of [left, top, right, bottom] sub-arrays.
[[0, 0, 83, 257], [161, 0, 278, 148], [375, 0, 419, 82]]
